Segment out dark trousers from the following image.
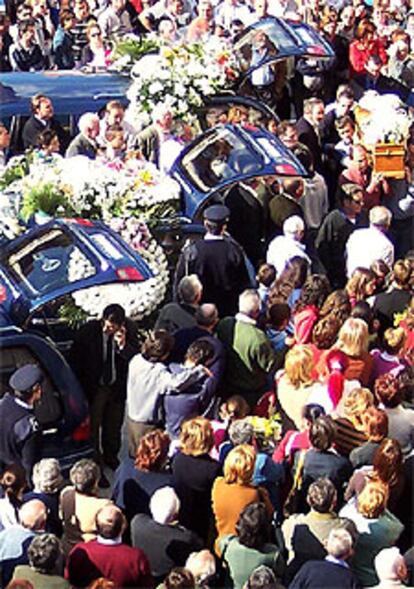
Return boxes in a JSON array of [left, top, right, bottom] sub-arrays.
[[90, 384, 124, 467]]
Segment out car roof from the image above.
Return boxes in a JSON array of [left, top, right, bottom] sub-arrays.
[[0, 219, 152, 324], [171, 123, 307, 220], [0, 71, 131, 117]]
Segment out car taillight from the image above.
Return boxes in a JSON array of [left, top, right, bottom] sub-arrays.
[[64, 218, 94, 226], [72, 417, 91, 442], [116, 267, 143, 281], [274, 163, 300, 175], [307, 45, 326, 56]]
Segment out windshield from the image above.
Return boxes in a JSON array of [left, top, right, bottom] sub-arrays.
[[5, 229, 96, 296], [180, 127, 264, 193], [234, 20, 299, 72]]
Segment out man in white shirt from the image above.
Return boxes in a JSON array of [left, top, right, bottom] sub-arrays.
[[346, 205, 394, 277], [267, 215, 311, 276], [98, 0, 133, 38]]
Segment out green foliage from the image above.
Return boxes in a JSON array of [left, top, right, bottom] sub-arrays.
[[0, 159, 29, 190], [112, 37, 160, 63], [58, 299, 90, 328], [20, 182, 72, 222]]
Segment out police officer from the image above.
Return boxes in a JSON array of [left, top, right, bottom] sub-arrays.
[[0, 364, 43, 478], [174, 205, 252, 318]]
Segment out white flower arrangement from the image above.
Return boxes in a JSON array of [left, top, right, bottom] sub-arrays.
[[356, 91, 413, 146], [126, 40, 240, 128]]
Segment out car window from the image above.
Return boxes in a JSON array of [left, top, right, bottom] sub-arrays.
[[5, 229, 96, 296], [180, 127, 263, 192], [234, 20, 298, 72], [0, 346, 63, 427]]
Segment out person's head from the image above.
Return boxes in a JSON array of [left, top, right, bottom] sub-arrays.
[[281, 177, 305, 200], [291, 143, 314, 176], [370, 259, 390, 292], [69, 459, 100, 495], [105, 125, 125, 151], [74, 0, 90, 20], [18, 20, 36, 44], [86, 580, 115, 589], [78, 112, 100, 140], [372, 438, 403, 486], [158, 17, 177, 41], [335, 317, 369, 356], [375, 547, 408, 584], [244, 566, 278, 589], [96, 505, 126, 539], [228, 418, 254, 446], [111, 0, 126, 13], [5, 581, 34, 589], [9, 364, 43, 405], [335, 84, 354, 113], [284, 344, 314, 388], [365, 54, 383, 78], [179, 417, 214, 456], [343, 387, 374, 427], [357, 480, 389, 518], [349, 301, 376, 332], [236, 502, 270, 549], [335, 115, 355, 142], [340, 183, 364, 217], [346, 267, 377, 302], [361, 406, 388, 442], [165, 568, 195, 589], [177, 274, 203, 305], [185, 339, 214, 367], [303, 97, 325, 125], [0, 464, 26, 503], [195, 304, 219, 331], [227, 105, 249, 124], [382, 327, 406, 356], [16, 2, 33, 21], [152, 104, 173, 132], [319, 289, 351, 323], [203, 204, 230, 235], [355, 18, 376, 42], [276, 120, 298, 149], [31, 94, 53, 120], [256, 263, 276, 288], [27, 534, 62, 574], [135, 429, 170, 472], [312, 316, 342, 350], [294, 274, 331, 314], [268, 256, 309, 306], [32, 459, 62, 494], [150, 486, 180, 524], [223, 444, 256, 485], [374, 372, 404, 408], [307, 477, 337, 512], [86, 21, 102, 42], [326, 528, 354, 560], [238, 289, 261, 320], [267, 303, 291, 331], [392, 259, 412, 290], [101, 304, 125, 335], [220, 395, 250, 421], [37, 129, 60, 154], [141, 330, 174, 362], [369, 205, 392, 231], [185, 550, 216, 586], [309, 416, 335, 451], [19, 500, 47, 531], [301, 403, 326, 430], [351, 144, 369, 173], [0, 124, 10, 151], [105, 100, 125, 126], [283, 215, 305, 242], [59, 8, 75, 29]]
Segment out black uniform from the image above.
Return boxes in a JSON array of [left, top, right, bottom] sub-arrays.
[[0, 393, 41, 477], [174, 235, 251, 318]]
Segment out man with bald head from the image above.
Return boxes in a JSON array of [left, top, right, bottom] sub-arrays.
[[0, 499, 47, 586], [65, 504, 152, 587]]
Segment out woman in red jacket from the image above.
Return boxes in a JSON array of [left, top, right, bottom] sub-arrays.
[[349, 19, 387, 77]]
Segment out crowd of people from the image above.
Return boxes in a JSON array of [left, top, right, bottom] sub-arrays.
[[1, 0, 414, 586]]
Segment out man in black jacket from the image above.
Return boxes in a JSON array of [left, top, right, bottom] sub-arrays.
[[70, 304, 140, 477], [22, 93, 69, 152]]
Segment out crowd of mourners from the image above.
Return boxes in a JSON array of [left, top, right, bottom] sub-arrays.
[[1, 0, 414, 586]]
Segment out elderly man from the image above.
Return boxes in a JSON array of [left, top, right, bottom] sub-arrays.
[[98, 0, 133, 38], [372, 547, 409, 589], [266, 215, 310, 276], [155, 274, 202, 333], [289, 528, 360, 589], [346, 205, 394, 277], [0, 364, 43, 478], [131, 487, 203, 582], [66, 505, 152, 587], [66, 112, 100, 159], [0, 499, 47, 587], [217, 289, 283, 405], [268, 177, 305, 237], [12, 534, 70, 587], [174, 205, 251, 318], [135, 104, 174, 167]]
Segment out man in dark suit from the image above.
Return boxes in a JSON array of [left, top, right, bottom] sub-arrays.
[[296, 97, 325, 173], [70, 304, 140, 481], [22, 94, 69, 153], [66, 112, 100, 159], [268, 176, 305, 237], [289, 527, 360, 589]]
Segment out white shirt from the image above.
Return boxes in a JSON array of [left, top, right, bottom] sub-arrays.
[[266, 234, 310, 276], [345, 226, 394, 278]]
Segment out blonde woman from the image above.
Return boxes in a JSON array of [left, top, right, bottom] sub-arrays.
[[345, 267, 377, 307], [211, 444, 273, 555], [172, 417, 221, 541], [276, 345, 321, 429], [333, 387, 374, 456]]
